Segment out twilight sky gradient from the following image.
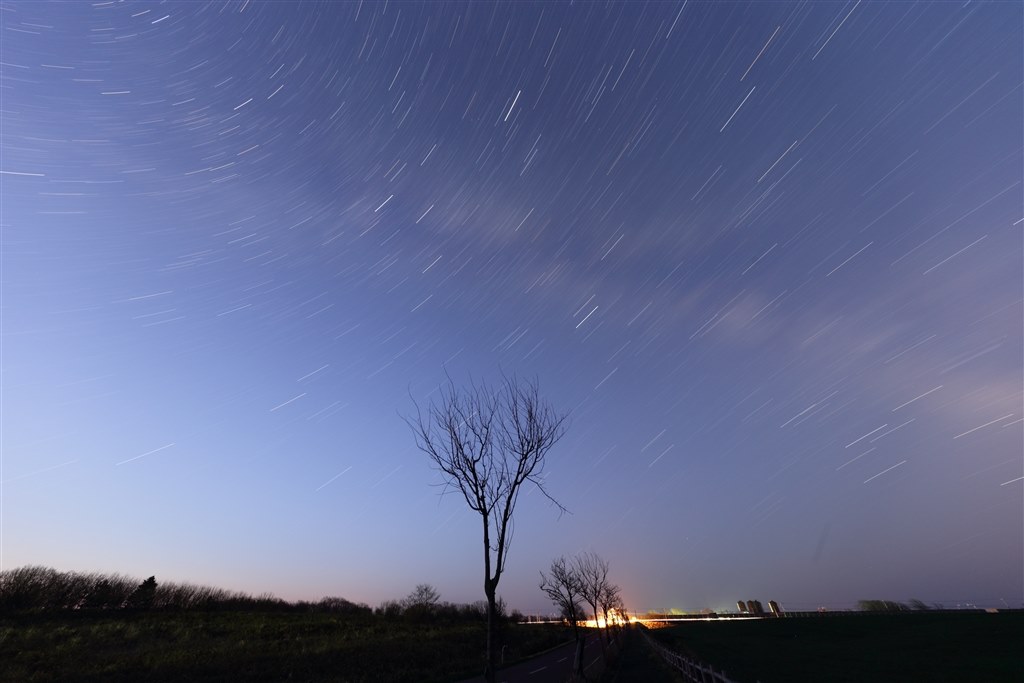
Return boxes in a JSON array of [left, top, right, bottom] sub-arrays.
[[2, 1, 1021, 615]]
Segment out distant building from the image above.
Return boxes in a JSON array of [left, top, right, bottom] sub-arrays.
[[769, 600, 782, 617], [737, 600, 748, 613]]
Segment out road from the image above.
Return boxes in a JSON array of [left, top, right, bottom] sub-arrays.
[[459, 632, 610, 683]]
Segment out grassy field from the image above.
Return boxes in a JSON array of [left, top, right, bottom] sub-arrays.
[[646, 611, 1024, 683], [0, 610, 572, 682]]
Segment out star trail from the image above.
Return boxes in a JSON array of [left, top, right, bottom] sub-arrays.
[[2, 1, 1021, 613]]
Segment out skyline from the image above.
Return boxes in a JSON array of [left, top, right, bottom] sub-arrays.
[[1, 1, 1022, 615]]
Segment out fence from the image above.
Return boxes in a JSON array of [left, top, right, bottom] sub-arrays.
[[639, 627, 750, 683]]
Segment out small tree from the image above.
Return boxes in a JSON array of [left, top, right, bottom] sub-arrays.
[[405, 583, 440, 608], [403, 583, 441, 620], [409, 375, 568, 682], [576, 552, 610, 640], [599, 581, 623, 632], [127, 576, 157, 610], [540, 556, 586, 680]]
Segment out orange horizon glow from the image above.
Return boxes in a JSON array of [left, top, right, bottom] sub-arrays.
[[582, 607, 634, 628]]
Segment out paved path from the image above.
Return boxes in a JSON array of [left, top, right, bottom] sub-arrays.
[[460, 631, 611, 683]]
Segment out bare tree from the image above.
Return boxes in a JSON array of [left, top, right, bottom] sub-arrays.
[[409, 375, 568, 682], [539, 556, 586, 680], [576, 552, 610, 640], [599, 581, 623, 632], [403, 583, 441, 619]]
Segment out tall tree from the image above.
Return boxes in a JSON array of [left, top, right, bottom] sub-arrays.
[[409, 375, 568, 682]]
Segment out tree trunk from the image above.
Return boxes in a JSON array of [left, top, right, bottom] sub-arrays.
[[573, 635, 585, 680], [484, 581, 497, 683], [567, 617, 583, 680], [589, 602, 607, 648]]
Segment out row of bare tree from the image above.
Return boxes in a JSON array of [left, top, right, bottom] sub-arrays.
[[1, 565, 534, 628], [540, 552, 626, 679], [2, 567, 181, 611], [0, 565, 370, 614]]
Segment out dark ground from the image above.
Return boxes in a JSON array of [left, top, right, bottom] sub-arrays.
[[6, 610, 1019, 682], [0, 610, 571, 682], [603, 626, 685, 682], [645, 611, 1024, 683]]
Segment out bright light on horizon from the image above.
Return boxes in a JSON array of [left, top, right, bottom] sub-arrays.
[[582, 607, 631, 629]]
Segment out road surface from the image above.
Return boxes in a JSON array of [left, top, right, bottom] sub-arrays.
[[459, 632, 611, 683]]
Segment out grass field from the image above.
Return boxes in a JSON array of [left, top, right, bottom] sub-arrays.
[[0, 610, 572, 682], [646, 611, 1024, 683]]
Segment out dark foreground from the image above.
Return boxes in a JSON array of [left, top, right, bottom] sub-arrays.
[[0, 610, 572, 682], [646, 611, 1024, 682], [459, 625, 684, 683]]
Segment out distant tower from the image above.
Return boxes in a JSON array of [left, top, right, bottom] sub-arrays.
[[737, 601, 748, 613], [753, 600, 765, 615], [746, 600, 758, 615], [769, 600, 782, 617]]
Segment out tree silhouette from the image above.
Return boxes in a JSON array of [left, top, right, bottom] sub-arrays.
[[576, 552, 610, 640], [409, 375, 568, 683], [403, 583, 441, 620], [599, 580, 623, 632], [540, 556, 586, 680], [405, 583, 440, 608], [127, 576, 157, 610]]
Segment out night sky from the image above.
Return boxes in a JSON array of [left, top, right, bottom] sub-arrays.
[[2, 1, 1021, 615]]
